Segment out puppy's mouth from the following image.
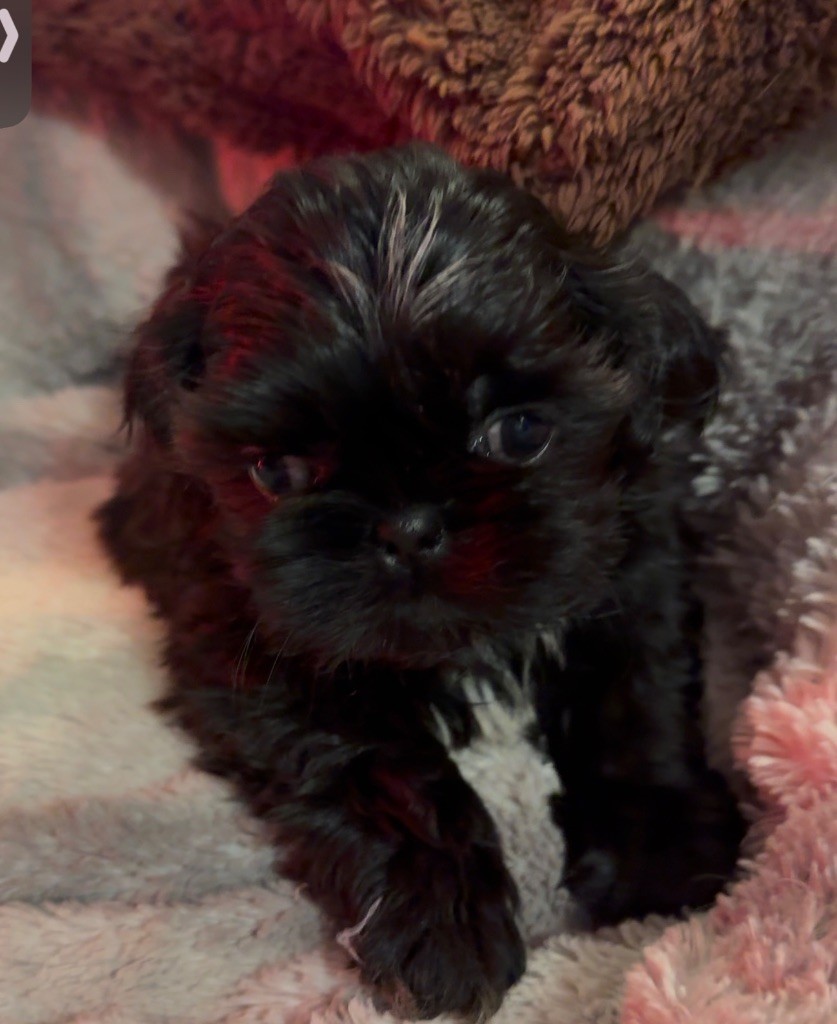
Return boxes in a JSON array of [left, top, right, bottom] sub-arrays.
[[378, 559, 446, 601], [249, 532, 524, 668], [347, 593, 475, 664], [362, 628, 470, 668], [369, 558, 511, 645], [257, 584, 483, 669]]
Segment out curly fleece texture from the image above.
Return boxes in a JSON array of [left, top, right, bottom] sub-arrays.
[[0, 109, 835, 1022], [32, 0, 837, 242]]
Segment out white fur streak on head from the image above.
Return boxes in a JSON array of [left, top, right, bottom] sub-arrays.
[[325, 261, 374, 323], [328, 188, 475, 332], [380, 188, 471, 325]]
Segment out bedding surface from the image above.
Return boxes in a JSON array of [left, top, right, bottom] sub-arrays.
[[0, 112, 834, 1024]]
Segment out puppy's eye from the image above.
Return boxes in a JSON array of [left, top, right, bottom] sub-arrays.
[[248, 455, 310, 498], [472, 409, 554, 464]]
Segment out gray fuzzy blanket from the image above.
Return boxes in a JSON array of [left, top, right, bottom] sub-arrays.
[[0, 113, 834, 1024]]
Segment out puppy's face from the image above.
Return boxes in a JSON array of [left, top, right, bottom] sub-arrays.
[[128, 146, 722, 667]]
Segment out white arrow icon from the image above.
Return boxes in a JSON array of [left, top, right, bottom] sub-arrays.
[[0, 9, 18, 63]]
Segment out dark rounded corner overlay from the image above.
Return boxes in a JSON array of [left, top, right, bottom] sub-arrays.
[[1, 2, 32, 130]]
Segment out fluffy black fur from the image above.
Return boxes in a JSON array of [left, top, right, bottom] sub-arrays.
[[97, 144, 743, 1020]]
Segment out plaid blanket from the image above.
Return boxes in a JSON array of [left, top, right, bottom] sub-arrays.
[[0, 112, 835, 1024]]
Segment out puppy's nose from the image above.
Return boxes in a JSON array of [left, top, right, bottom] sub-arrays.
[[377, 505, 446, 565]]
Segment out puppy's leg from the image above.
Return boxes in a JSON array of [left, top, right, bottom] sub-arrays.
[[162, 674, 525, 1021], [535, 526, 744, 924]]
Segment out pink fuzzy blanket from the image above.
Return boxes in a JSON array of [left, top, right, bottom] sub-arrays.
[[622, 124, 837, 1021], [0, 112, 835, 1022]]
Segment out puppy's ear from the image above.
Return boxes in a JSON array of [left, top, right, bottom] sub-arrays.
[[568, 258, 725, 449], [125, 219, 220, 445], [635, 271, 726, 439]]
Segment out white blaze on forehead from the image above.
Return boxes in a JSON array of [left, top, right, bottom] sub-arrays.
[[325, 189, 480, 347], [381, 188, 441, 316], [325, 188, 469, 327], [379, 188, 475, 325]]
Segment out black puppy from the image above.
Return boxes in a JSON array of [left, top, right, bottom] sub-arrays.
[[98, 144, 743, 1020]]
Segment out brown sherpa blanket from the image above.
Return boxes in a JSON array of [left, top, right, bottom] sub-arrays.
[[33, 0, 836, 242]]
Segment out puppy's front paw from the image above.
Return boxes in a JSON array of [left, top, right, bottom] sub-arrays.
[[353, 841, 524, 1020], [557, 774, 745, 926]]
